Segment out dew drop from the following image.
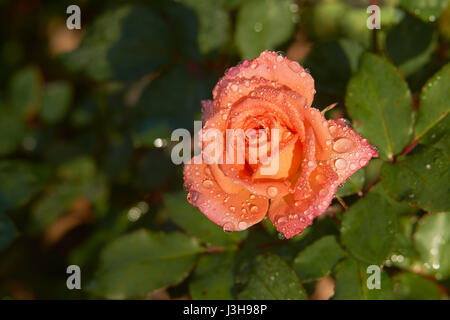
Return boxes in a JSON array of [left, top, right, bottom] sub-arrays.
[[329, 125, 337, 134], [277, 216, 287, 225], [238, 221, 248, 230], [250, 205, 259, 213], [229, 206, 236, 212], [335, 158, 347, 170], [223, 222, 234, 233], [359, 158, 369, 166], [288, 61, 301, 73], [333, 138, 354, 153], [202, 179, 213, 188], [267, 186, 278, 197], [254, 22, 263, 32]]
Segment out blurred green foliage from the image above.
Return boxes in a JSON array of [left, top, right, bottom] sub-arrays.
[[0, 0, 449, 300]]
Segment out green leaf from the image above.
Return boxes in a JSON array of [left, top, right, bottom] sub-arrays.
[[178, 0, 230, 54], [56, 156, 96, 182], [292, 235, 346, 281], [393, 272, 442, 299], [9, 66, 42, 115], [133, 65, 212, 131], [0, 107, 25, 155], [341, 191, 396, 264], [0, 161, 49, 213], [346, 53, 413, 160], [62, 5, 170, 81], [30, 182, 81, 233], [333, 259, 362, 300], [41, 81, 73, 124], [235, 0, 297, 59], [401, 0, 449, 22], [190, 251, 235, 299], [165, 192, 246, 247], [303, 39, 364, 95], [419, 113, 449, 146], [0, 212, 18, 251], [333, 259, 394, 300], [381, 142, 450, 213], [394, 216, 420, 260], [360, 264, 395, 300], [386, 12, 437, 76], [415, 63, 450, 139], [89, 230, 202, 299], [337, 168, 365, 197], [414, 212, 450, 280], [236, 253, 307, 300]]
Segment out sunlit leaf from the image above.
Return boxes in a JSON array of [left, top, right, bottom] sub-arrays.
[[341, 190, 396, 264], [346, 53, 413, 160], [381, 142, 450, 213], [415, 63, 450, 139], [414, 212, 450, 280]]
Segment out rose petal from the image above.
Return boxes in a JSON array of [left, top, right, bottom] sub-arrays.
[[213, 51, 316, 108], [268, 128, 340, 238], [184, 155, 269, 231], [327, 119, 378, 184]]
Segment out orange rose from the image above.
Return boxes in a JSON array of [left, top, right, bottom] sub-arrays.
[[183, 51, 377, 239]]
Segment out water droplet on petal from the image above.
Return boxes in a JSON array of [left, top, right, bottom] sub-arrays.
[[288, 61, 301, 73], [229, 206, 236, 212], [238, 221, 248, 230], [333, 138, 354, 153], [267, 186, 278, 197], [250, 205, 259, 213], [335, 158, 347, 170], [223, 222, 234, 233], [202, 179, 213, 188], [277, 216, 287, 226]]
